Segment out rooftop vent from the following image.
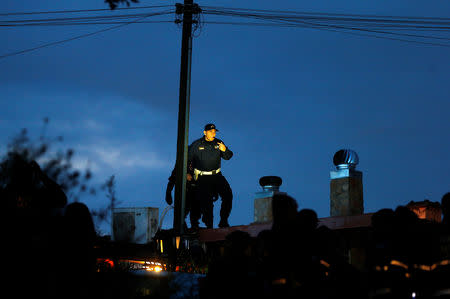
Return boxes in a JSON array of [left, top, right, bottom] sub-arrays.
[[330, 149, 363, 216], [333, 149, 359, 170], [254, 176, 285, 223], [259, 176, 282, 192]]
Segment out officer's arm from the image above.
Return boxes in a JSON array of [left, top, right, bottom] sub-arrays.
[[220, 143, 233, 160], [168, 167, 176, 184], [165, 167, 176, 205]]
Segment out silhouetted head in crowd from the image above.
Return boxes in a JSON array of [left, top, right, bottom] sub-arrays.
[[271, 193, 298, 231], [442, 192, 450, 225], [1, 154, 67, 210], [296, 208, 319, 232], [371, 208, 395, 232], [64, 202, 96, 242], [1, 153, 34, 191], [256, 229, 274, 259], [190, 244, 205, 264], [225, 230, 252, 257], [394, 205, 419, 226]]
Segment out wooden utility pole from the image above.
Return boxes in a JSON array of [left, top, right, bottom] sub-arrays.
[[173, 0, 197, 235]]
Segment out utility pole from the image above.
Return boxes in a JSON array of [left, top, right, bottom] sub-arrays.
[[173, 0, 200, 235]]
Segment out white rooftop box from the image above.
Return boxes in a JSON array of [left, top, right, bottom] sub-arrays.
[[112, 207, 159, 244]]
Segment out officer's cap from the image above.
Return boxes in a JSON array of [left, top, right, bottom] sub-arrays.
[[204, 123, 219, 131]]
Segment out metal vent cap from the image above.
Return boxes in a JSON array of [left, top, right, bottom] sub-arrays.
[[333, 149, 359, 170], [259, 176, 282, 191]]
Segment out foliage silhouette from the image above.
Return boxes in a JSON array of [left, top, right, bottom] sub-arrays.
[[105, 0, 139, 10], [1, 117, 117, 231]]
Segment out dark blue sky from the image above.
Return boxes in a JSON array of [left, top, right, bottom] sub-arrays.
[[1, 0, 449, 233]]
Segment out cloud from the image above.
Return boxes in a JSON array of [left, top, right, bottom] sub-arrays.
[[82, 119, 106, 132], [91, 145, 169, 171]]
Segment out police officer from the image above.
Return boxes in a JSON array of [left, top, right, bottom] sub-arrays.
[[188, 123, 233, 228], [165, 162, 200, 230]]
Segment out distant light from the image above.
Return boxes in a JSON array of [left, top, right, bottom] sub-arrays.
[[412, 292, 416, 298], [320, 259, 330, 268], [160, 240, 164, 253], [144, 262, 163, 273]]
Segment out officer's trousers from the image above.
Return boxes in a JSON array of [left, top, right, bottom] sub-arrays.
[[185, 185, 201, 226], [195, 173, 232, 228]]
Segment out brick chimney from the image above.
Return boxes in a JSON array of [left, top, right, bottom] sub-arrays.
[[330, 149, 364, 216], [253, 176, 285, 223]]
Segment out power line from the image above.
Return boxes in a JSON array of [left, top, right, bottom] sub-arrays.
[[1, 3, 449, 60], [0, 5, 172, 16], [2, 17, 450, 32], [201, 20, 450, 31], [0, 12, 174, 25], [3, 5, 449, 28], [202, 5, 450, 22], [0, 20, 174, 27], [200, 7, 450, 47], [200, 21, 450, 47], [0, 11, 173, 60], [202, 9, 450, 28], [3, 4, 449, 22]]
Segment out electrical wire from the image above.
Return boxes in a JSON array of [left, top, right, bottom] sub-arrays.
[[200, 7, 450, 47], [0, 12, 173, 25], [202, 9, 450, 29], [202, 5, 450, 22], [1, 3, 449, 59], [0, 5, 172, 16], [0, 10, 173, 60], [3, 6, 449, 30]]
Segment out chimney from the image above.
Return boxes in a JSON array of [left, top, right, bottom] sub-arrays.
[[330, 149, 364, 216], [254, 176, 285, 223]]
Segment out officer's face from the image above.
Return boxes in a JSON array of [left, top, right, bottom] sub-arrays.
[[204, 129, 216, 141]]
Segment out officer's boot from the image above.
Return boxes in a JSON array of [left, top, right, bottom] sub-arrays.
[[190, 221, 199, 232], [205, 220, 213, 229], [218, 219, 230, 228], [201, 214, 213, 229]]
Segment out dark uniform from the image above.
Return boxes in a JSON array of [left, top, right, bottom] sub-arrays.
[[165, 163, 200, 229], [188, 125, 233, 228]]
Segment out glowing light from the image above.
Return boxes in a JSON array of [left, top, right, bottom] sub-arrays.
[[412, 292, 416, 298], [320, 260, 330, 268], [414, 264, 431, 271], [144, 262, 163, 273], [390, 260, 408, 270], [160, 239, 164, 253], [272, 278, 287, 285], [97, 258, 115, 268], [176, 236, 181, 249]]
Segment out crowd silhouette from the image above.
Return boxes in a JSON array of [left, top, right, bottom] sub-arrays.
[[1, 154, 449, 298], [201, 193, 450, 299], [1, 154, 96, 298]]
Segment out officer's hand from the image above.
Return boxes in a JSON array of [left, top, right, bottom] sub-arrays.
[[218, 142, 226, 152], [165, 191, 173, 205], [187, 173, 193, 181]]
